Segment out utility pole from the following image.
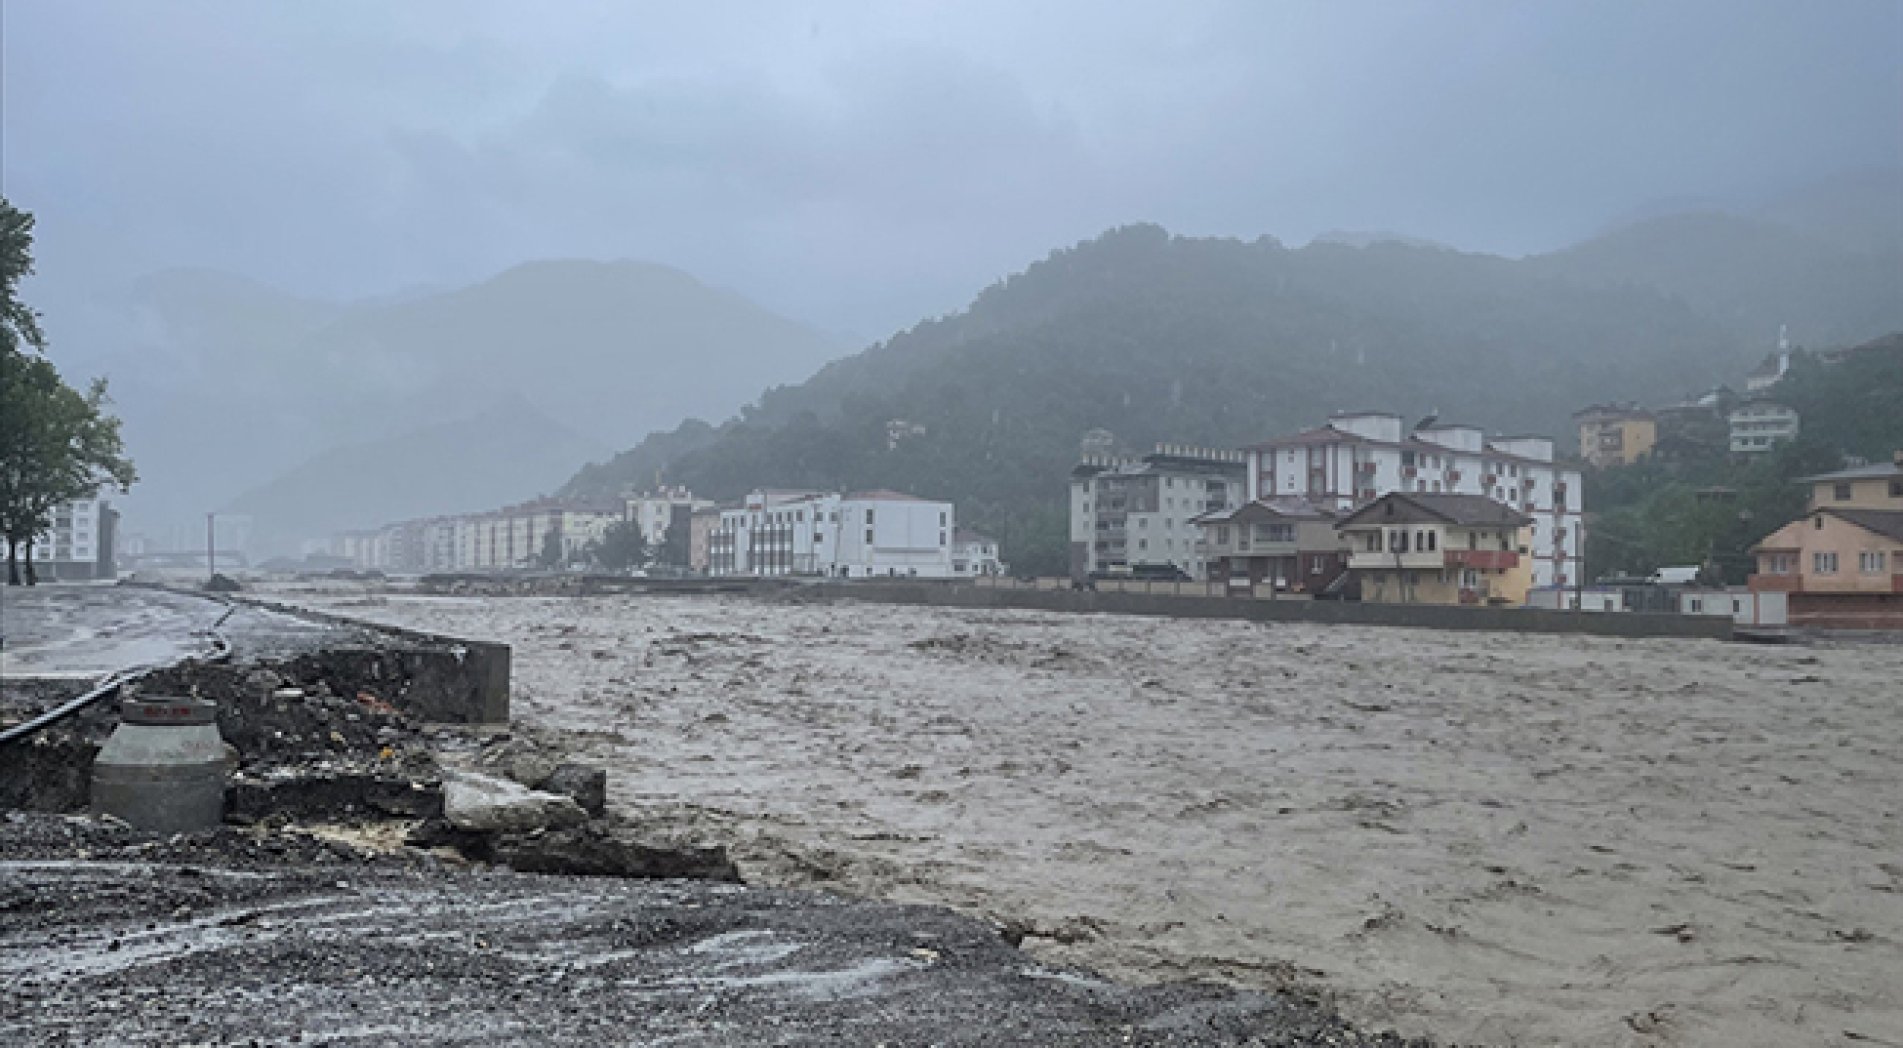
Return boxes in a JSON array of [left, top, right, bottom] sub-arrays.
[[206, 513, 215, 582]]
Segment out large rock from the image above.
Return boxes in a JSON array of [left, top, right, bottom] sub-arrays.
[[442, 771, 586, 834], [537, 762, 607, 817]]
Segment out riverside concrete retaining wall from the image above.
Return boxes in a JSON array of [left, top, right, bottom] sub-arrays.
[[818, 582, 1737, 641], [226, 595, 510, 724]]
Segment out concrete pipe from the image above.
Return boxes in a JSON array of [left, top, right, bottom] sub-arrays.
[[90, 696, 228, 833]]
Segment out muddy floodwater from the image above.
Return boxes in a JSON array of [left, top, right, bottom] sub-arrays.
[[264, 586, 1903, 1048]]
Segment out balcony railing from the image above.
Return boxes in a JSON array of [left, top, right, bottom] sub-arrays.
[[1445, 549, 1520, 571]]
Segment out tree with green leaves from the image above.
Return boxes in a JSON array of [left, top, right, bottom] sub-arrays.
[[1, 198, 47, 354], [0, 197, 138, 584], [591, 519, 647, 574], [0, 355, 137, 583]]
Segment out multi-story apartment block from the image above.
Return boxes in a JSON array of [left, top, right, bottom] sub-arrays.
[[26, 497, 119, 581], [332, 499, 619, 573], [1069, 445, 1246, 580], [1336, 492, 1535, 606], [626, 487, 714, 568], [1728, 400, 1800, 453], [708, 489, 956, 578], [1572, 403, 1657, 467], [1243, 411, 1584, 589], [689, 505, 723, 574]]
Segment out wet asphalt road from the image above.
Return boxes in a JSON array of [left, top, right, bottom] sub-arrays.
[[1, 584, 386, 680]]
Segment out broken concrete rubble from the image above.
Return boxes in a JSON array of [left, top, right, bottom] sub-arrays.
[[442, 769, 588, 833]]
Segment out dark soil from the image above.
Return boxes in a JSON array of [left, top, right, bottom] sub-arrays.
[[0, 813, 1432, 1047]]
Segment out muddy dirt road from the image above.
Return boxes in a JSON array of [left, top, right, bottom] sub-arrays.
[[264, 586, 1903, 1048]]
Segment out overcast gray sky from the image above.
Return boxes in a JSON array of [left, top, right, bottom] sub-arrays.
[[4, 1, 1900, 339]]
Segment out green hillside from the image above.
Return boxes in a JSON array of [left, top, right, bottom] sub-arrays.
[[564, 220, 1903, 575], [1586, 335, 1903, 582]]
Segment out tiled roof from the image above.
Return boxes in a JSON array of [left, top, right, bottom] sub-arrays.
[[845, 489, 928, 502], [1798, 460, 1903, 483], [1829, 508, 1903, 544], [1243, 424, 1569, 468], [1195, 496, 1337, 525], [1338, 492, 1533, 530]]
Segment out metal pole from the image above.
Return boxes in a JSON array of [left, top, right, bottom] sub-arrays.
[[206, 513, 215, 581]]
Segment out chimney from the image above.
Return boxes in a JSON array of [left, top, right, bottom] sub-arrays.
[[1893, 449, 1903, 467]]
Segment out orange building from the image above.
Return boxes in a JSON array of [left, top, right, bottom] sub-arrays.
[[1749, 507, 1903, 629]]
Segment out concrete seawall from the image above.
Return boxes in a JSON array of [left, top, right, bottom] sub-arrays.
[[813, 582, 1738, 641]]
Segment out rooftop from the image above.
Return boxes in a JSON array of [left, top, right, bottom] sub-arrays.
[[1798, 458, 1903, 484], [1827, 508, 1903, 544], [1192, 496, 1336, 525], [1338, 492, 1534, 530], [1244, 424, 1570, 468]]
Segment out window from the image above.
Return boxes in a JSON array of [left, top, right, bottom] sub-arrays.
[[939, 511, 947, 526], [1365, 533, 1380, 552], [1835, 482, 1853, 501], [1426, 531, 1437, 551], [1891, 480, 1903, 498], [1764, 553, 1794, 574], [1688, 598, 1703, 612], [1813, 552, 1839, 574], [1138, 539, 1148, 550], [865, 528, 874, 543], [1861, 550, 1887, 574], [866, 509, 875, 524], [1216, 526, 1230, 544]]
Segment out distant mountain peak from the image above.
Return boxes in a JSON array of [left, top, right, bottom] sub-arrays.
[[1309, 230, 1452, 251]]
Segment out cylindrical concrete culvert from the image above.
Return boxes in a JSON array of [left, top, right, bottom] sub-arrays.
[[90, 696, 228, 833]]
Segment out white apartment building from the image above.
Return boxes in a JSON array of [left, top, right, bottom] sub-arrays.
[[26, 497, 118, 580], [333, 500, 620, 573], [1244, 411, 1586, 589], [1728, 400, 1800, 454], [707, 488, 956, 578], [626, 487, 714, 565], [1069, 445, 1246, 579]]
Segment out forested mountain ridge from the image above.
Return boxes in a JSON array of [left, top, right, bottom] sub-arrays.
[[563, 215, 1903, 574]]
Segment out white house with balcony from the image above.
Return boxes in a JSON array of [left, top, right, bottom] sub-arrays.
[[1242, 411, 1585, 589], [1728, 400, 1799, 453], [951, 529, 1006, 577]]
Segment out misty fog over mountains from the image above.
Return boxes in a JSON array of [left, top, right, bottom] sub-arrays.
[[45, 260, 842, 551], [5, 2, 1897, 557], [40, 168, 1899, 558]]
